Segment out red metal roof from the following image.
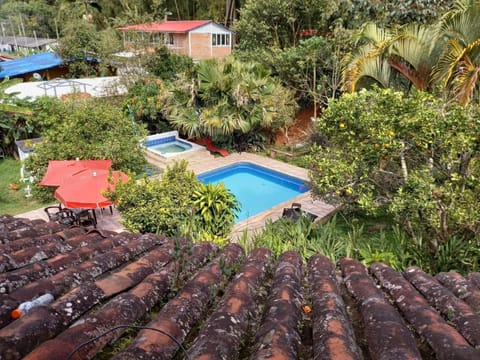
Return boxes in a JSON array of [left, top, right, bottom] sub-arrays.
[[118, 20, 212, 33]]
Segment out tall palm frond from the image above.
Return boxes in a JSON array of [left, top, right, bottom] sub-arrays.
[[342, 46, 391, 92], [450, 40, 480, 104], [434, 1, 480, 103], [435, 38, 471, 87], [343, 23, 402, 92], [343, 22, 442, 93], [355, 23, 393, 49], [389, 24, 442, 90], [168, 107, 202, 139]]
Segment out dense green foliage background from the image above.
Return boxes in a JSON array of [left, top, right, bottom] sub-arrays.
[[24, 97, 147, 201], [112, 161, 238, 244], [2, 0, 479, 273]]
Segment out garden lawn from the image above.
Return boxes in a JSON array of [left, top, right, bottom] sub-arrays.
[[0, 157, 46, 215]]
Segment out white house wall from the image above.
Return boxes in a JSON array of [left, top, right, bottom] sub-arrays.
[[189, 23, 232, 35]]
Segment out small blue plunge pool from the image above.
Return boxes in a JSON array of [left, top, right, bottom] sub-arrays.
[[197, 162, 309, 222]]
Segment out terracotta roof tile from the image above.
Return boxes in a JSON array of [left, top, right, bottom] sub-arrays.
[[340, 258, 422, 359], [1, 215, 480, 359], [436, 271, 480, 314], [0, 215, 69, 243], [467, 272, 480, 289], [371, 262, 480, 360], [188, 247, 273, 358], [25, 242, 217, 360], [404, 266, 480, 347], [308, 254, 362, 360], [250, 251, 304, 359], [114, 243, 245, 359]]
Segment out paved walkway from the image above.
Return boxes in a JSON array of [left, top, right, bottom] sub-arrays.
[[16, 153, 337, 238], [17, 205, 126, 233]]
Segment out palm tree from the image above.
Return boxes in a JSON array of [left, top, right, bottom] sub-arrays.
[[166, 58, 296, 145], [433, 0, 480, 104], [342, 23, 443, 92]]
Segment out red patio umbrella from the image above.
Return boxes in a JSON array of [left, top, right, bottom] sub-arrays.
[[54, 169, 128, 209], [39, 159, 112, 186]]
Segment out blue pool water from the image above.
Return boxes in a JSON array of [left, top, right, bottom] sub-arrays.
[[197, 162, 308, 222], [148, 140, 192, 154]]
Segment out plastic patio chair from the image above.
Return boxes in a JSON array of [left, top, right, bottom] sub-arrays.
[[282, 203, 302, 220], [44, 205, 63, 222], [56, 209, 78, 226], [282, 203, 318, 222]]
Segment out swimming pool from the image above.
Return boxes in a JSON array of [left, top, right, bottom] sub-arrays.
[[198, 162, 309, 222], [145, 131, 204, 158], [149, 140, 192, 154]]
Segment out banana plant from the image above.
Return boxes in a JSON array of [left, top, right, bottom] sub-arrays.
[[0, 78, 32, 115], [0, 77, 33, 156]]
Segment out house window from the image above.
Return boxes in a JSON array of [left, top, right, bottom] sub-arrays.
[[164, 33, 174, 45], [212, 33, 230, 46], [150, 33, 161, 44]]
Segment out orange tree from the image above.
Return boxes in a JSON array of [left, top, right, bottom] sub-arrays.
[[307, 88, 480, 271]]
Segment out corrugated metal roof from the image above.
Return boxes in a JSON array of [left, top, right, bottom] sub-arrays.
[[0, 52, 63, 79], [118, 20, 212, 33]]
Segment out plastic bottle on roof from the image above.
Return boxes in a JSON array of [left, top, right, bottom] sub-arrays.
[[11, 293, 54, 319]]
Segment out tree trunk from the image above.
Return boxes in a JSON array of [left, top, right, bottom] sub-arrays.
[[400, 141, 408, 182]]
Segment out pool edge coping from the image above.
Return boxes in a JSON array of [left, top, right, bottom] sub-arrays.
[[183, 152, 337, 239]]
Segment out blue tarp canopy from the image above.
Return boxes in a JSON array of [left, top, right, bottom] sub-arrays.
[[0, 52, 63, 79]]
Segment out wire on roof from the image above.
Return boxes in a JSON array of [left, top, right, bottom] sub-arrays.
[[65, 324, 191, 360]]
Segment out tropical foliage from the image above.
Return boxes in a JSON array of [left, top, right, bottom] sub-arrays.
[[240, 213, 477, 274], [113, 161, 198, 235], [342, 1, 480, 104], [140, 46, 194, 81], [237, 34, 347, 111], [159, 58, 296, 149], [0, 0, 455, 43], [307, 88, 480, 271], [342, 22, 444, 93], [234, 0, 338, 50], [0, 78, 34, 156], [124, 78, 172, 134], [191, 182, 240, 238], [3, 0, 479, 276], [113, 161, 239, 245], [433, 0, 480, 104], [56, 19, 122, 77], [335, 0, 454, 29], [25, 97, 147, 201]]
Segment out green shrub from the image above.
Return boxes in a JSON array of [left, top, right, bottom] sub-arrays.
[[192, 182, 240, 237], [307, 88, 480, 269], [113, 160, 197, 235], [26, 97, 147, 202], [243, 212, 478, 274], [113, 161, 240, 245]]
